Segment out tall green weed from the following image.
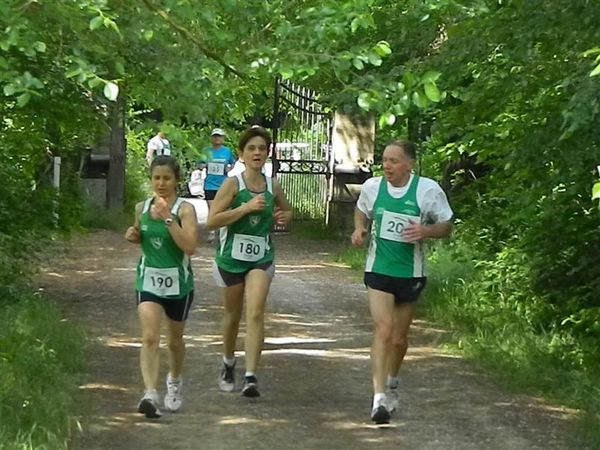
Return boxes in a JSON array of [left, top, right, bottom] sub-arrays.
[[0, 296, 86, 450]]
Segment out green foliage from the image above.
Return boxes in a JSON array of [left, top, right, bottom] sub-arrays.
[[0, 296, 86, 450], [419, 1, 600, 314], [290, 221, 332, 240], [334, 245, 368, 271]]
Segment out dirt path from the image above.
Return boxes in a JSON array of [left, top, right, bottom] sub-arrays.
[[39, 230, 581, 450]]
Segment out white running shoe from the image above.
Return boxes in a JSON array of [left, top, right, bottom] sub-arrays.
[[137, 391, 162, 419], [385, 387, 400, 414], [218, 361, 235, 392], [164, 376, 183, 412]]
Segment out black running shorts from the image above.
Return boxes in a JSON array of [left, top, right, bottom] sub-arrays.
[[136, 291, 194, 322], [204, 189, 218, 200], [364, 272, 427, 304], [213, 262, 274, 287]]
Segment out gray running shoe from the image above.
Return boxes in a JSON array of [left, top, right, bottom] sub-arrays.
[[218, 360, 235, 392]]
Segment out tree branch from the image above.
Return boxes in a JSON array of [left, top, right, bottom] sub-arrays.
[[140, 0, 246, 80]]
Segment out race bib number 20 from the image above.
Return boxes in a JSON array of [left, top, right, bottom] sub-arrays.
[[143, 266, 180, 296], [379, 210, 420, 243], [231, 234, 266, 262]]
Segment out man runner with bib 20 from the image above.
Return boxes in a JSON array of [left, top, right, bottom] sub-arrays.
[[125, 155, 198, 419], [351, 140, 453, 425], [207, 125, 292, 398]]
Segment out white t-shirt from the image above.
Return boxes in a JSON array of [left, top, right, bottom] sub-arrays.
[[356, 174, 453, 224], [227, 159, 247, 178], [227, 159, 272, 178], [146, 135, 171, 162]]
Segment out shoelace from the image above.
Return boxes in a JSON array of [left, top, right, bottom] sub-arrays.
[[167, 380, 181, 393]]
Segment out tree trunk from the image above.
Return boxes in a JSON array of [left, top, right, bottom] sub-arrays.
[[107, 97, 126, 210]]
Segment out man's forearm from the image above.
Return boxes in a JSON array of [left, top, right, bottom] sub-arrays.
[[354, 208, 368, 232], [423, 221, 453, 239]]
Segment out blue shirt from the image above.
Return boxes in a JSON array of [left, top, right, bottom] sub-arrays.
[[200, 146, 236, 191]]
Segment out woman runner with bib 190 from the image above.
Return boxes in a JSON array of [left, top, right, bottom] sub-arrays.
[[207, 125, 292, 398], [125, 155, 198, 418], [351, 140, 453, 425]]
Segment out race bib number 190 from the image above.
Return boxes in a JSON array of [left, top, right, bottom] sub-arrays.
[[142, 266, 180, 296], [231, 234, 266, 262], [379, 211, 420, 243]]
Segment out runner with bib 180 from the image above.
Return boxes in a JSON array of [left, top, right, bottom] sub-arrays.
[[125, 155, 198, 419], [351, 140, 453, 425], [207, 125, 292, 398]]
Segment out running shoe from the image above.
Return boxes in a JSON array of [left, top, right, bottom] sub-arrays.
[[385, 387, 400, 414], [164, 376, 183, 412], [241, 375, 260, 398], [371, 402, 391, 424], [218, 360, 235, 392], [137, 391, 162, 419]]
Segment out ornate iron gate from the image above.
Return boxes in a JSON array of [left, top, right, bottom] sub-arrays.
[[271, 77, 333, 230]]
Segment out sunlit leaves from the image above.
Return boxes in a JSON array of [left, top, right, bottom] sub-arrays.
[[352, 58, 364, 70], [3, 84, 15, 96], [374, 40, 392, 57], [32, 42, 46, 53], [357, 92, 372, 110], [367, 52, 382, 66], [350, 15, 373, 33], [89, 16, 103, 30], [103, 82, 119, 101], [593, 182, 600, 201], [378, 111, 396, 128], [424, 82, 441, 102], [582, 47, 600, 77]]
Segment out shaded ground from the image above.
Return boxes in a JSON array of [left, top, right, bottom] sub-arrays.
[[39, 230, 582, 450]]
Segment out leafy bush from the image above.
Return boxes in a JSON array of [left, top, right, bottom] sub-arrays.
[[424, 235, 600, 446]]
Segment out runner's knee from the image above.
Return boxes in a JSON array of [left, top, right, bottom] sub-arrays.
[[142, 332, 160, 349], [374, 318, 394, 342], [391, 334, 409, 351], [245, 307, 264, 324]]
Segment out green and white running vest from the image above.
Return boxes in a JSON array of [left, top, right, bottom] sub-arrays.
[[216, 174, 275, 272], [365, 175, 425, 278], [135, 197, 193, 298]]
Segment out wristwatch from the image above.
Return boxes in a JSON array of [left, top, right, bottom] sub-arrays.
[[164, 216, 174, 226]]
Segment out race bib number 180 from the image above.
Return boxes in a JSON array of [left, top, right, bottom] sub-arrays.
[[142, 266, 180, 296], [231, 234, 266, 262], [379, 210, 420, 243]]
